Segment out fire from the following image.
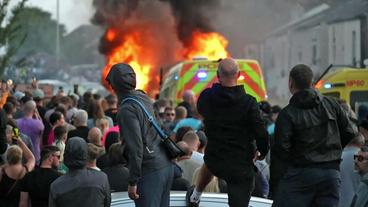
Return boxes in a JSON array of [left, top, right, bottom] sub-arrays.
[[102, 29, 151, 91], [101, 29, 230, 93], [182, 31, 230, 60]]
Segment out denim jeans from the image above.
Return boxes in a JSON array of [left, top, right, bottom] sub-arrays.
[[273, 167, 341, 207], [134, 165, 174, 207]]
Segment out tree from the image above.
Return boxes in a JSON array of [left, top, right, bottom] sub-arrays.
[[8, 6, 66, 61], [0, 0, 27, 78]]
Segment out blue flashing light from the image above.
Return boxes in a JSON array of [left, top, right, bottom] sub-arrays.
[[324, 83, 332, 89], [174, 75, 179, 80], [197, 71, 208, 79]]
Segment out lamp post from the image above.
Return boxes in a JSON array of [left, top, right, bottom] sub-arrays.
[[56, 0, 60, 69]]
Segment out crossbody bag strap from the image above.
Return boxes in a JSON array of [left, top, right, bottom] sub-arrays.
[[121, 97, 169, 141]]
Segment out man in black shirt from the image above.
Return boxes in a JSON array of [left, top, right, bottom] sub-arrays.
[[104, 94, 118, 125], [0, 109, 7, 164], [186, 58, 269, 207], [19, 145, 61, 207]]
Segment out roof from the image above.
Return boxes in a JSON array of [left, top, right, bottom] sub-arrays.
[[267, 0, 368, 37]]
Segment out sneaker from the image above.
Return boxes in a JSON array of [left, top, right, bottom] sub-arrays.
[[186, 185, 200, 207]]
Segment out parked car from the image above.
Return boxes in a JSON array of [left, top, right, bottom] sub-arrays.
[[37, 79, 72, 98], [111, 191, 273, 207]]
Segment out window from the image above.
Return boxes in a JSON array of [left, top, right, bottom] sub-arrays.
[[350, 91, 368, 111], [332, 26, 336, 63], [298, 51, 303, 62], [352, 30, 356, 66], [312, 45, 317, 65]]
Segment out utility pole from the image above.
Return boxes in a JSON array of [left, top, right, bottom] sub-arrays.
[[56, 0, 60, 69]]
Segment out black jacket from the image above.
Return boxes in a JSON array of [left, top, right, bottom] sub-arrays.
[[273, 89, 356, 168], [197, 83, 269, 169], [0, 109, 7, 155], [67, 126, 89, 141]]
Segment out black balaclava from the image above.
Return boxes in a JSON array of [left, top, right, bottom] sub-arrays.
[[106, 63, 136, 97]]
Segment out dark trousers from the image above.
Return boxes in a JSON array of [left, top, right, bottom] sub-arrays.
[[135, 165, 174, 207], [226, 178, 255, 207], [207, 160, 255, 207], [273, 167, 341, 207]]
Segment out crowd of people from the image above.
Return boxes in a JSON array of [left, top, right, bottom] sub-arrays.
[[0, 59, 367, 207]]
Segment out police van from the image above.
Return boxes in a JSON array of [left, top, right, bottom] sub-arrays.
[[315, 65, 368, 111], [159, 58, 267, 103]]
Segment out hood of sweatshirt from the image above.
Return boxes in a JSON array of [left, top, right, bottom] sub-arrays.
[[64, 137, 88, 169], [289, 88, 322, 109], [106, 63, 136, 96]]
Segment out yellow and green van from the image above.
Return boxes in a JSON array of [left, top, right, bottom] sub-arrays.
[[315, 66, 368, 111], [159, 58, 267, 103]]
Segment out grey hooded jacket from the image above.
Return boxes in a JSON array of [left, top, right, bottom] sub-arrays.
[[106, 63, 172, 186], [49, 137, 111, 207]]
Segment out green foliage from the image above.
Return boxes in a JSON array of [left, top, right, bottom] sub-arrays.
[[0, 0, 28, 77], [8, 6, 66, 60]]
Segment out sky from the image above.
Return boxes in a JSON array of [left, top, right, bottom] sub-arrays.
[[20, 0, 94, 32]]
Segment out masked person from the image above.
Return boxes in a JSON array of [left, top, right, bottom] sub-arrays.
[[106, 63, 173, 207]]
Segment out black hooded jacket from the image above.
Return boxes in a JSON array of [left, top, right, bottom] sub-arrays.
[[197, 83, 269, 170], [106, 63, 171, 186], [63, 137, 88, 169], [273, 89, 356, 169]]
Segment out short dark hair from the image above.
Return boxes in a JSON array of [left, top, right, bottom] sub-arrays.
[[105, 94, 117, 105], [55, 105, 67, 116], [6, 96, 17, 106], [175, 127, 193, 142], [3, 102, 14, 115], [93, 93, 101, 100], [271, 105, 282, 114], [20, 96, 32, 104], [105, 131, 120, 152], [49, 111, 63, 126], [41, 145, 60, 162], [259, 101, 272, 114], [54, 125, 67, 140], [196, 130, 207, 150], [164, 106, 174, 112], [289, 64, 314, 90], [108, 143, 126, 165]]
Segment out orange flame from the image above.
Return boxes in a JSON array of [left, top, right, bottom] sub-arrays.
[[102, 29, 230, 94], [182, 31, 230, 60], [102, 29, 152, 91]]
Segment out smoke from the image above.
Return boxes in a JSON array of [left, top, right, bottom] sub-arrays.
[[92, 0, 331, 60], [92, 0, 140, 27], [212, 0, 293, 57], [165, 0, 220, 46], [92, 0, 221, 55]]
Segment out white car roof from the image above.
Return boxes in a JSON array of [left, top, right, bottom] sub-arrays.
[[111, 191, 273, 207]]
